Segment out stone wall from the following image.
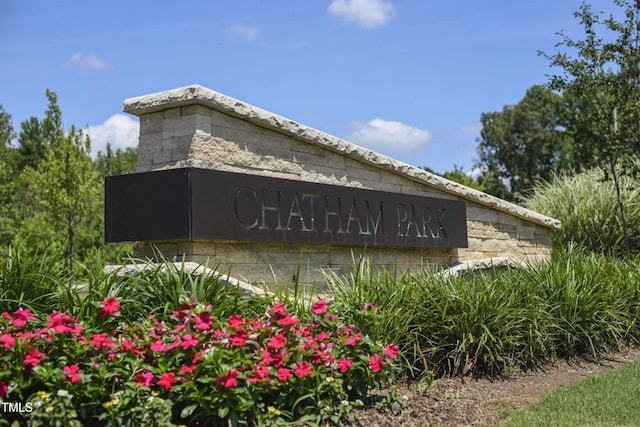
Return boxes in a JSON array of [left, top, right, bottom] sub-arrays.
[[124, 85, 560, 286]]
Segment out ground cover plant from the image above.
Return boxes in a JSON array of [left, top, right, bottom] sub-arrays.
[[325, 245, 640, 378], [1, 243, 640, 426], [0, 293, 402, 426]]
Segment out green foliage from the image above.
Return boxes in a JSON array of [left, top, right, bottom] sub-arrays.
[[541, 0, 640, 255], [0, 248, 67, 314], [0, 91, 136, 272], [525, 169, 640, 255], [326, 246, 640, 378], [94, 143, 138, 177], [541, 0, 640, 173], [475, 85, 575, 200], [0, 286, 402, 426], [21, 90, 102, 273], [499, 359, 640, 427], [0, 104, 19, 246], [440, 165, 485, 192]]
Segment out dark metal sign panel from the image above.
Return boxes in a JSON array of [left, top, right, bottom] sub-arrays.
[[105, 168, 468, 248]]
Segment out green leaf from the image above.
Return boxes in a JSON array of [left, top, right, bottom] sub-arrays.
[[180, 404, 198, 418], [218, 405, 229, 419]]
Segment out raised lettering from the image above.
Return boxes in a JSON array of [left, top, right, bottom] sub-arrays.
[[364, 200, 384, 236], [234, 186, 259, 230], [302, 193, 320, 231], [422, 206, 436, 238], [404, 204, 422, 238], [260, 189, 284, 231], [396, 204, 408, 237], [324, 196, 344, 235], [345, 198, 365, 235], [437, 208, 449, 238], [285, 193, 309, 231]]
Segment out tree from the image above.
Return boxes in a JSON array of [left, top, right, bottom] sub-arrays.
[[0, 104, 18, 246], [94, 143, 138, 177], [540, 0, 640, 256], [22, 90, 102, 272], [16, 91, 63, 171], [441, 165, 486, 192], [475, 85, 575, 201]]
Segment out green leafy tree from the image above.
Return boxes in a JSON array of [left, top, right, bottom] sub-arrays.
[[21, 90, 102, 272], [94, 143, 138, 177], [540, 0, 640, 255], [0, 104, 18, 246], [16, 91, 63, 171], [441, 165, 486, 192], [475, 85, 574, 201]]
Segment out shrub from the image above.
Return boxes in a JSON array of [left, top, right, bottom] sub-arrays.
[[327, 248, 640, 378], [0, 297, 403, 426], [525, 169, 640, 255]]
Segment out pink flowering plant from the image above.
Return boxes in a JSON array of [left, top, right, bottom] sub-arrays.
[[0, 296, 403, 426]]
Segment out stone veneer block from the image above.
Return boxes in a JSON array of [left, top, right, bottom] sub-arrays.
[[120, 85, 562, 286]]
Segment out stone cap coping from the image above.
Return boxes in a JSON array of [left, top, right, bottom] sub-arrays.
[[124, 85, 561, 230], [104, 262, 268, 296], [439, 257, 529, 277]]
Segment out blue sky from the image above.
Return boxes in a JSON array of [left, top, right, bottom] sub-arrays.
[[0, 0, 619, 174]]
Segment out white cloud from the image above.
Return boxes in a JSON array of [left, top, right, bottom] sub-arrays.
[[347, 118, 430, 155], [327, 0, 396, 29], [225, 24, 261, 41], [66, 53, 107, 70], [87, 114, 139, 158]]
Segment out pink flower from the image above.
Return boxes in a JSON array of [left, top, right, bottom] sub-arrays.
[[248, 365, 271, 383], [217, 368, 239, 389], [46, 312, 76, 334], [180, 364, 197, 374], [158, 372, 176, 390], [383, 344, 400, 359], [89, 333, 117, 350], [337, 357, 353, 373], [230, 330, 248, 347], [260, 350, 275, 366], [277, 368, 292, 382], [24, 349, 46, 367], [11, 308, 36, 327], [228, 314, 245, 329], [345, 332, 361, 346], [369, 354, 384, 373], [181, 334, 199, 350], [294, 361, 313, 378], [0, 334, 16, 350], [195, 312, 213, 331], [269, 302, 287, 317], [278, 315, 299, 328], [63, 365, 81, 383], [0, 381, 7, 397], [99, 296, 121, 319], [150, 340, 167, 352], [135, 371, 155, 387], [192, 351, 204, 365], [312, 299, 328, 315], [120, 338, 142, 355], [315, 331, 330, 342], [267, 333, 287, 350], [362, 303, 379, 313]]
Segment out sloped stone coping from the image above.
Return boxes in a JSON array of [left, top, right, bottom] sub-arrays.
[[440, 257, 529, 277], [124, 85, 561, 231], [103, 262, 268, 296]]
